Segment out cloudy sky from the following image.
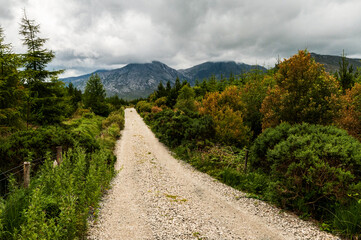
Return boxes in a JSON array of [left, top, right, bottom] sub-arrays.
[[1, 0, 361, 77]]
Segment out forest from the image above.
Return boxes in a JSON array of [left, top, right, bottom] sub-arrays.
[[0, 13, 126, 239], [136, 50, 361, 238]]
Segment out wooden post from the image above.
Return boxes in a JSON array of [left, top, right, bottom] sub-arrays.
[[56, 146, 63, 165], [244, 149, 249, 174], [24, 162, 30, 188]]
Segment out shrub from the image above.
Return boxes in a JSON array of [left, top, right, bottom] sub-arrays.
[[148, 109, 215, 148], [136, 101, 153, 113], [1, 147, 116, 239], [250, 123, 361, 218], [154, 97, 167, 107], [151, 106, 163, 114], [102, 108, 125, 130]]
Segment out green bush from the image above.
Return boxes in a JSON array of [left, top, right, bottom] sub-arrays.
[[0, 107, 124, 238], [0, 147, 115, 239], [102, 108, 125, 130], [250, 123, 361, 218], [146, 109, 215, 148], [136, 100, 153, 113]]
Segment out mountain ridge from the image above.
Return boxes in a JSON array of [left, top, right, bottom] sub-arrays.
[[61, 60, 266, 100], [62, 53, 360, 100], [310, 52, 361, 73]]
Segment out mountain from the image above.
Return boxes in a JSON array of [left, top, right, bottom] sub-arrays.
[[61, 60, 266, 100], [62, 61, 189, 100], [311, 52, 361, 73], [179, 61, 266, 81]]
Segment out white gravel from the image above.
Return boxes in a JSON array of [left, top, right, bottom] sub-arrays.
[[87, 108, 340, 240]]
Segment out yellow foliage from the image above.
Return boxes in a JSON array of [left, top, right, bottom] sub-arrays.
[[261, 50, 340, 131], [199, 86, 250, 146]]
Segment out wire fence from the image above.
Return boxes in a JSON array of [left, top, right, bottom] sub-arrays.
[[0, 151, 60, 197]]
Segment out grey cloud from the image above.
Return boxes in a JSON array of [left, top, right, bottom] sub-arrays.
[[3, 0, 361, 76]]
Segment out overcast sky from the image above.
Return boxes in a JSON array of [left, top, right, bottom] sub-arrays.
[[1, 0, 361, 77]]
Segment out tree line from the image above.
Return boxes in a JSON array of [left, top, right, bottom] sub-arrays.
[[0, 12, 128, 133]]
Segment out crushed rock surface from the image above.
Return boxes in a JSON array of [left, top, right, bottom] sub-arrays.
[[87, 108, 340, 240]]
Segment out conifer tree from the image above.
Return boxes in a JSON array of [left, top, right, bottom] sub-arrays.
[[335, 50, 355, 92], [19, 11, 63, 83], [19, 11, 66, 125], [83, 74, 109, 116]]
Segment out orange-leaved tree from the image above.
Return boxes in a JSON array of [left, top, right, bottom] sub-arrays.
[[335, 83, 361, 140], [260, 50, 341, 130], [199, 86, 250, 147]]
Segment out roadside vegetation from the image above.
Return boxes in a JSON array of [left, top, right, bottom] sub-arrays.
[[0, 13, 126, 239], [137, 50, 361, 239]]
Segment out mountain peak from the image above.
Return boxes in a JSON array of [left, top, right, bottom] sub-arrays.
[[61, 61, 266, 100]]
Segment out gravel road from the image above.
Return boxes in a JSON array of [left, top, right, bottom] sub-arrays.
[[87, 108, 339, 240]]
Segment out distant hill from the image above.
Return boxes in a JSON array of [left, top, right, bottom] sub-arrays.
[[62, 61, 189, 100], [179, 61, 266, 81], [61, 61, 266, 100], [311, 52, 361, 73]]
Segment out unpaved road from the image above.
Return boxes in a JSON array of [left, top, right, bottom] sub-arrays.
[[88, 108, 338, 240]]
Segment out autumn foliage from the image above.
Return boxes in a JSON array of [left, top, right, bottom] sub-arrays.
[[336, 83, 361, 140], [199, 86, 250, 147], [261, 50, 340, 130]]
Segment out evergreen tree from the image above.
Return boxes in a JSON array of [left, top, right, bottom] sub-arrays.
[[19, 12, 65, 125], [83, 74, 109, 116], [66, 82, 82, 111], [207, 75, 218, 92], [335, 50, 355, 92], [174, 77, 181, 92], [19, 11, 63, 83], [166, 81, 171, 93], [156, 82, 166, 99], [175, 85, 196, 112], [166, 77, 182, 107]]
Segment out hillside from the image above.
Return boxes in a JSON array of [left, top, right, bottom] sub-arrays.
[[311, 52, 361, 73], [61, 53, 361, 100], [62, 61, 187, 100], [179, 61, 266, 81], [61, 61, 266, 100]]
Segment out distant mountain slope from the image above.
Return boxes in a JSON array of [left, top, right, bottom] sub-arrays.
[[179, 61, 266, 81], [62, 61, 189, 100], [61, 60, 265, 100], [311, 52, 361, 73]]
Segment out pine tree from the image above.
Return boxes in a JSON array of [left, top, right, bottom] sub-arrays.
[[19, 11, 66, 125], [166, 77, 182, 107], [19, 11, 63, 83], [335, 50, 355, 92], [156, 82, 166, 98], [83, 74, 109, 116]]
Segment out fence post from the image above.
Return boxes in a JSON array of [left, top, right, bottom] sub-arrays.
[[244, 149, 249, 174], [24, 162, 30, 188], [56, 146, 63, 165]]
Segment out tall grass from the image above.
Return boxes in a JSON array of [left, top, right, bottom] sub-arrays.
[[0, 108, 125, 239]]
